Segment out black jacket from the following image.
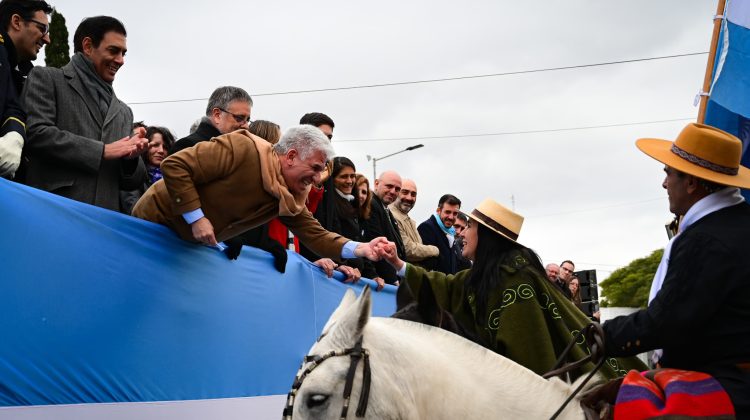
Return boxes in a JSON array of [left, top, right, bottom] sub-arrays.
[[301, 185, 378, 279], [0, 32, 26, 144], [362, 194, 405, 283], [418, 215, 460, 274], [170, 120, 221, 154], [603, 202, 750, 417]]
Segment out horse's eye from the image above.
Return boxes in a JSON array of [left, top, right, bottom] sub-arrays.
[[306, 393, 330, 409]]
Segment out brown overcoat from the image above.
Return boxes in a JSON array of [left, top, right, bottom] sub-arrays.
[[132, 130, 348, 258]]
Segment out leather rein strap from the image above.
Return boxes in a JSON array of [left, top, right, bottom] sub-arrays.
[[282, 337, 371, 419], [543, 323, 606, 420]]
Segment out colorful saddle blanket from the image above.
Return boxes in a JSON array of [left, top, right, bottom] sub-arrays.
[[614, 369, 735, 419]]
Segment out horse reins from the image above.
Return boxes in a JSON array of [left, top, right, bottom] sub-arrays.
[[543, 322, 606, 420], [282, 336, 371, 419]]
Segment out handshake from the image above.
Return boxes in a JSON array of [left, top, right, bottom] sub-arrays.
[[352, 237, 401, 267]]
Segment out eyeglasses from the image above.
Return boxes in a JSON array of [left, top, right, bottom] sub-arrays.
[[217, 107, 251, 124], [25, 18, 49, 36]]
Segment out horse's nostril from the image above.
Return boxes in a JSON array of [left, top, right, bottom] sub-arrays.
[[306, 393, 329, 409]]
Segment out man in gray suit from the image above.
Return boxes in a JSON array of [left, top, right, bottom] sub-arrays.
[[21, 15, 147, 212]]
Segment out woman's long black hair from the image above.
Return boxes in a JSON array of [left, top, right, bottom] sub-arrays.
[[464, 222, 546, 321]]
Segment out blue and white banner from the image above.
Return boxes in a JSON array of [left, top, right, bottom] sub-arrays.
[[705, 0, 750, 199], [0, 178, 396, 419]]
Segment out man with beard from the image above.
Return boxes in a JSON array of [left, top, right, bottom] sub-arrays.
[[418, 194, 463, 274], [362, 170, 406, 284], [452, 211, 472, 271], [388, 178, 439, 264]]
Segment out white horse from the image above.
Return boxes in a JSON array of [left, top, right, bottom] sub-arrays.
[[284, 286, 596, 420]]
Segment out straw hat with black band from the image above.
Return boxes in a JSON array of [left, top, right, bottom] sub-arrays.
[[636, 123, 750, 189], [467, 198, 524, 244]]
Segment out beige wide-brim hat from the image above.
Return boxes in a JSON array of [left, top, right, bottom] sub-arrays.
[[467, 198, 524, 244], [636, 123, 750, 188]]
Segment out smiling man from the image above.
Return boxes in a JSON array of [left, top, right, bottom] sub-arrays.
[[0, 0, 52, 178], [388, 178, 439, 264], [418, 194, 463, 274], [20, 15, 148, 211], [362, 170, 406, 283], [133, 125, 389, 262]]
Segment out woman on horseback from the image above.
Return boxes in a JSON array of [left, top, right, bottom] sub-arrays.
[[379, 198, 644, 379]]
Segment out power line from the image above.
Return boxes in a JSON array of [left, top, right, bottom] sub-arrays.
[[335, 117, 694, 143], [127, 51, 708, 105], [528, 197, 666, 218]]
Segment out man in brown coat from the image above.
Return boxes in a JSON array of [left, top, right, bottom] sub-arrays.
[[132, 125, 387, 261]]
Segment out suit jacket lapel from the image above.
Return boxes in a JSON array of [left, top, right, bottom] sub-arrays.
[[63, 64, 104, 128], [103, 95, 123, 130]]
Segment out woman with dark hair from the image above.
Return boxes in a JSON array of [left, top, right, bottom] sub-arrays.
[[378, 198, 644, 379], [143, 126, 175, 185], [120, 126, 175, 214], [569, 276, 582, 306], [302, 157, 383, 287]]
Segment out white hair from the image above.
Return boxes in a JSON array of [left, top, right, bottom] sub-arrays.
[[273, 125, 335, 161]]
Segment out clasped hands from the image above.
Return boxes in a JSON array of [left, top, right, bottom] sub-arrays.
[[103, 126, 149, 160]]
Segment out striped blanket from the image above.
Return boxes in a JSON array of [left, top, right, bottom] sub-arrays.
[[614, 369, 735, 419]]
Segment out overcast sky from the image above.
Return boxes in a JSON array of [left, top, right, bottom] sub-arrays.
[[43, 0, 719, 282]]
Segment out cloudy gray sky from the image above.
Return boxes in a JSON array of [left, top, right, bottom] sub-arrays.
[[44, 0, 718, 282]]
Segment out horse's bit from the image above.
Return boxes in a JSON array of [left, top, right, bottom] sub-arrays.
[[282, 336, 371, 419]]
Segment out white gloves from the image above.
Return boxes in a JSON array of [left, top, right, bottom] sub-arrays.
[[0, 131, 24, 178]]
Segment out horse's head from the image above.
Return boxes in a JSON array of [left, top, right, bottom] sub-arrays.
[[286, 286, 374, 419]]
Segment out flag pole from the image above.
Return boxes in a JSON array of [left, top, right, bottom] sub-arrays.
[[697, 0, 728, 123]]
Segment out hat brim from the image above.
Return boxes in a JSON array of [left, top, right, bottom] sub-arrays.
[[636, 138, 750, 189], [466, 212, 522, 246]]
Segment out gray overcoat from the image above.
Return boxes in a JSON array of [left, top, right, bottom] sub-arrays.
[[20, 63, 145, 211]]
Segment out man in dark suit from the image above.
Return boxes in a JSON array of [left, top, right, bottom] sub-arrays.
[[602, 123, 750, 417], [362, 170, 405, 284], [170, 86, 252, 154], [418, 194, 462, 274], [20, 16, 147, 211]]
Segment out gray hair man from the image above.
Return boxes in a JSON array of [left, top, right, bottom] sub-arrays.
[[601, 123, 750, 415], [388, 178, 439, 263], [171, 86, 253, 154], [133, 125, 387, 262], [545, 263, 560, 284]]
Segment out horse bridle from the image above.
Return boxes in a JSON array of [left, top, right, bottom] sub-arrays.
[[543, 322, 606, 420], [282, 336, 371, 419]]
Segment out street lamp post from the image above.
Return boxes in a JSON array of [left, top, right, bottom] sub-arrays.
[[366, 144, 424, 181]]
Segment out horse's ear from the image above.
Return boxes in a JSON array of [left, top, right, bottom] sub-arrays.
[[331, 285, 372, 346], [320, 288, 358, 335], [354, 286, 372, 334]]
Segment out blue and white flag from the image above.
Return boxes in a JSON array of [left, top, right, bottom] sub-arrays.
[[0, 178, 396, 419], [705, 0, 750, 199]]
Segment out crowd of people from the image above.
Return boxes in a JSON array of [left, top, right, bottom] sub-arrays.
[[2, 3, 749, 416]]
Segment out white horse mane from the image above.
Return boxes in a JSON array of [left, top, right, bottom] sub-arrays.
[[291, 288, 589, 420]]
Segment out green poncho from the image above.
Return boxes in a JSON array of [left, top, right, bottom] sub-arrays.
[[403, 251, 645, 379]]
